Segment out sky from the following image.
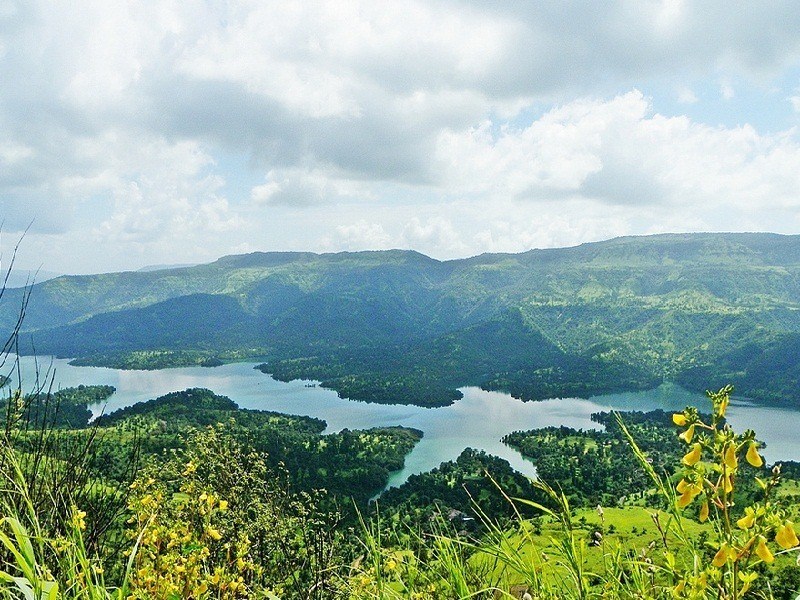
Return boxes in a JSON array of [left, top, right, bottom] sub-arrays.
[[3, 1, 800, 275]]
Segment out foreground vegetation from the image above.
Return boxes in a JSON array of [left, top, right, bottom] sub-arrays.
[[2, 380, 800, 598]]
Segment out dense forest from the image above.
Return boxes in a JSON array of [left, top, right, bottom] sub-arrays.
[[502, 409, 771, 511], [4, 233, 800, 407], [5, 386, 425, 505]]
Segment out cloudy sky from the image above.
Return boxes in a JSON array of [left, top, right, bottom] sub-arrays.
[[3, 1, 800, 274]]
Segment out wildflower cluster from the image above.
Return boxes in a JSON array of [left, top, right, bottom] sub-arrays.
[[671, 385, 800, 598], [120, 422, 339, 598], [125, 472, 257, 599]]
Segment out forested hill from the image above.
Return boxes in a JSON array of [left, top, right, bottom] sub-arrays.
[[6, 232, 800, 406]]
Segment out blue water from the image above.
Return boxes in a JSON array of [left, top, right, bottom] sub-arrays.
[[4, 356, 798, 490]]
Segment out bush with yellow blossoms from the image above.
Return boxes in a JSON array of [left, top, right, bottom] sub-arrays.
[[125, 475, 252, 598], [670, 385, 800, 599], [125, 421, 340, 599]]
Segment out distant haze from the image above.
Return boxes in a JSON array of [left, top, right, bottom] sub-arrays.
[[137, 264, 198, 273], [3, 269, 62, 289]]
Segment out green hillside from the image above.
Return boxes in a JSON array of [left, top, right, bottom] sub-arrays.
[[7, 233, 800, 406]]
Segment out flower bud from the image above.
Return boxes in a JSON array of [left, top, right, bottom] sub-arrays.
[[722, 474, 734, 494], [699, 501, 709, 523]]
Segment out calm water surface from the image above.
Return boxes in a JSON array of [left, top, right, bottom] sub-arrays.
[[6, 356, 799, 491]]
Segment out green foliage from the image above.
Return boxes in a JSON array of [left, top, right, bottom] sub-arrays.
[[10, 233, 800, 406], [88, 388, 422, 502], [70, 350, 231, 370], [95, 388, 324, 433], [503, 409, 684, 507], [1, 386, 114, 430], [4, 383, 800, 598], [377, 449, 545, 531]]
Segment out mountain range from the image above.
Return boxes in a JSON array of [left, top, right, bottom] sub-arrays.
[[3, 232, 800, 407]]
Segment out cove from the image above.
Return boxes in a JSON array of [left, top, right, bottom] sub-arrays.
[[6, 356, 800, 491]]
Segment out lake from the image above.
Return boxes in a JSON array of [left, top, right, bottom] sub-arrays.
[[5, 355, 799, 491]]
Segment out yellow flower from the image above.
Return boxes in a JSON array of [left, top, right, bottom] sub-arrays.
[[756, 536, 774, 563], [71, 508, 87, 531], [206, 527, 222, 541], [737, 511, 755, 530], [672, 413, 688, 426], [682, 443, 702, 466], [677, 482, 702, 508], [677, 491, 693, 508], [712, 543, 734, 567], [699, 501, 709, 523], [723, 444, 738, 470], [676, 479, 690, 493], [218, 500, 229, 511], [717, 394, 730, 418], [746, 443, 764, 468], [679, 424, 695, 443], [776, 522, 800, 549], [721, 474, 734, 494]]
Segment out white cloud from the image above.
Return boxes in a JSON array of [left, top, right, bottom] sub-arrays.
[[0, 141, 33, 165], [87, 137, 240, 258], [4, 1, 800, 272], [434, 91, 800, 214], [323, 220, 392, 251], [471, 207, 632, 255], [401, 217, 466, 253], [250, 169, 372, 206]]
